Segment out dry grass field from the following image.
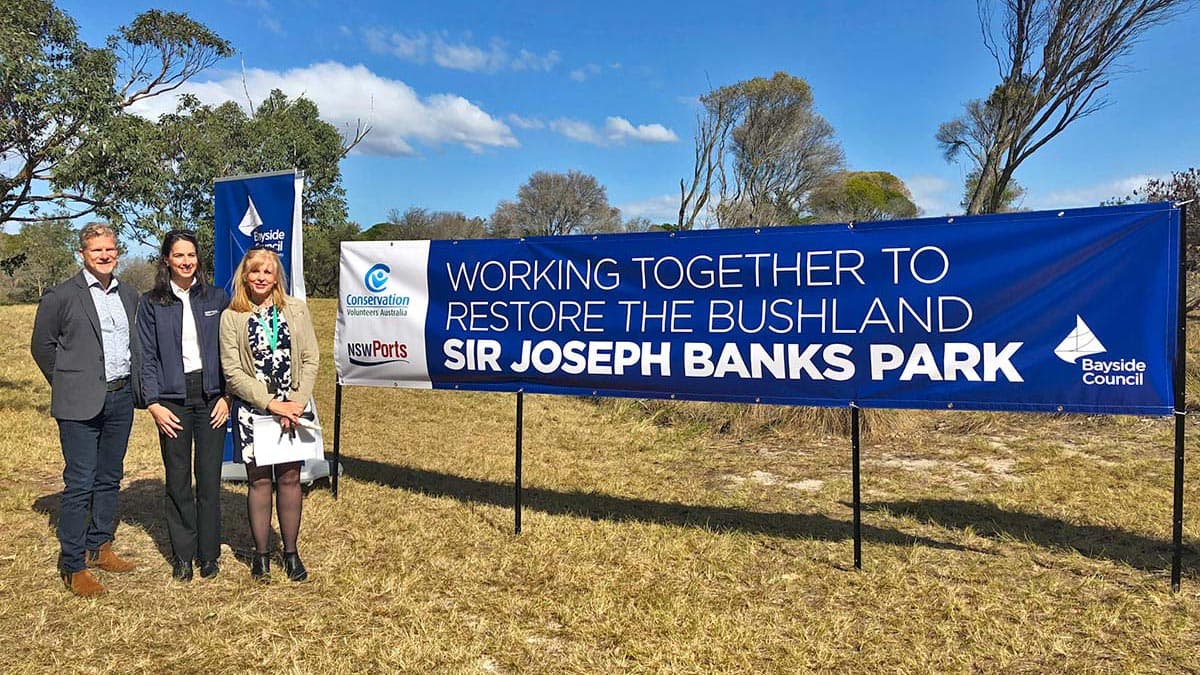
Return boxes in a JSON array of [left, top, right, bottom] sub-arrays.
[[1, 298, 1198, 673]]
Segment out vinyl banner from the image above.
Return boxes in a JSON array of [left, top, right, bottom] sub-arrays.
[[213, 170, 306, 299], [335, 203, 1181, 416]]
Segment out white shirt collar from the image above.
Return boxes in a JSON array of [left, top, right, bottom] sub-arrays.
[[82, 268, 118, 291], [170, 278, 193, 297]]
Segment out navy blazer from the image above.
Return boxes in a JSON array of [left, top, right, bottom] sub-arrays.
[[137, 281, 230, 404], [31, 271, 145, 419]]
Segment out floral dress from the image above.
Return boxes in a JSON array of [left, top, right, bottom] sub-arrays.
[[234, 304, 292, 464]]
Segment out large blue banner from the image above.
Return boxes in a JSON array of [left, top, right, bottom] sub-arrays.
[[335, 203, 1182, 416]]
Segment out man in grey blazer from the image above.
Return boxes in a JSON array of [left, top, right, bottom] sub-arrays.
[[31, 223, 144, 596]]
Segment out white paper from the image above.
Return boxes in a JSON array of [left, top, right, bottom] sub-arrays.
[[251, 414, 323, 466]]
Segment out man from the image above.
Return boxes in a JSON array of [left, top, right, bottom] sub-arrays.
[[31, 223, 144, 596]]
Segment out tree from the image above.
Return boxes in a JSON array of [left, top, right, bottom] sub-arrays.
[[960, 168, 1025, 213], [678, 72, 843, 229], [807, 171, 921, 223], [489, 171, 621, 237], [303, 220, 361, 298], [937, 0, 1190, 215], [1119, 168, 1200, 309], [1, 2, 232, 224], [0, 219, 77, 302], [59, 90, 364, 249], [364, 207, 488, 241]]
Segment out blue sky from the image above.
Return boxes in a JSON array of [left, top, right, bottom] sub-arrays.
[[57, 0, 1200, 228]]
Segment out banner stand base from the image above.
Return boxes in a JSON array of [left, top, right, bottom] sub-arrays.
[[221, 459, 341, 485]]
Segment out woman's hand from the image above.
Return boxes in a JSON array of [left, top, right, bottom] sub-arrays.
[[266, 398, 304, 427], [209, 396, 230, 429], [148, 403, 183, 438]]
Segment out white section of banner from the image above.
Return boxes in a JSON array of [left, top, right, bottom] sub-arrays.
[[290, 172, 307, 300], [335, 240, 432, 388]]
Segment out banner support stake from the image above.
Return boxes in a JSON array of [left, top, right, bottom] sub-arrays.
[[1172, 203, 1188, 592], [851, 403, 862, 570], [515, 390, 524, 534], [332, 382, 343, 499]]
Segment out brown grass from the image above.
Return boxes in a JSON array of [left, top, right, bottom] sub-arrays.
[[0, 299, 1198, 673]]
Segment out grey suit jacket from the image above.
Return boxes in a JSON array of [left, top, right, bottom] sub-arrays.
[[31, 271, 145, 420]]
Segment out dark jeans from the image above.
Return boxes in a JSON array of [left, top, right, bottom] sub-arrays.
[[158, 371, 226, 563], [56, 385, 134, 573]]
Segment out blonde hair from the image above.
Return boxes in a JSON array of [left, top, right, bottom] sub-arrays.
[[79, 222, 117, 249], [229, 248, 289, 312]]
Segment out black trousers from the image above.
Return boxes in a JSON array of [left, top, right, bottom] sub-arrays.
[[158, 372, 226, 563]]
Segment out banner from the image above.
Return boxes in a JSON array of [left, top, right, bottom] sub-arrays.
[[214, 170, 306, 300], [213, 170, 327, 477], [335, 203, 1181, 416]]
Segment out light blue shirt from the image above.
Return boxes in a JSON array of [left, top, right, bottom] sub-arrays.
[[82, 269, 131, 382]]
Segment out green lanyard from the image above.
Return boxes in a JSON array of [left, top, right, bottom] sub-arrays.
[[266, 306, 280, 352]]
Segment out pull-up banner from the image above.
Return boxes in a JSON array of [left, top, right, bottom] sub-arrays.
[[334, 203, 1181, 415]]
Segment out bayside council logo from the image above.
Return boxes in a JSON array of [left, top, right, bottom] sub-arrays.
[[1054, 315, 1146, 386], [344, 261, 411, 317]]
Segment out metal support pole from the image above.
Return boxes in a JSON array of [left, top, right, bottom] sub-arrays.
[[852, 404, 862, 570], [515, 390, 524, 534], [1172, 203, 1188, 592], [332, 382, 343, 499]]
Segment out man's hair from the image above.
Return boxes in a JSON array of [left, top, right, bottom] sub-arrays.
[[78, 222, 117, 249]]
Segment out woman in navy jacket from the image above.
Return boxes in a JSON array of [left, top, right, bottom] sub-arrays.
[[137, 230, 230, 581]]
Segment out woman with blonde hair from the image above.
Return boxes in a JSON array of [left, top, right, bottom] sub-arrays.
[[219, 247, 318, 582]]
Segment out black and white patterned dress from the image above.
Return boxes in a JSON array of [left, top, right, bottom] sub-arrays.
[[234, 304, 292, 464]]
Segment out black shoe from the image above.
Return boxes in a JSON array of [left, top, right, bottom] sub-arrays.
[[198, 559, 219, 579], [250, 552, 271, 582], [282, 551, 308, 582], [172, 558, 193, 582]]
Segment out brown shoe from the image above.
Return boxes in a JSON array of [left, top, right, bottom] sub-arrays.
[[86, 542, 136, 573], [62, 569, 107, 597]]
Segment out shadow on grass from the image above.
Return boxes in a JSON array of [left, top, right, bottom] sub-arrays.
[[338, 455, 966, 552], [0, 376, 49, 414], [867, 499, 1198, 575], [32, 478, 274, 567]]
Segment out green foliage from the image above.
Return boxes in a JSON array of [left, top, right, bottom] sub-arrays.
[[365, 207, 488, 241], [681, 71, 843, 230], [0, 219, 78, 303], [490, 171, 621, 237], [303, 220, 361, 298], [1, 1, 231, 224], [960, 168, 1024, 214], [808, 171, 920, 223], [77, 90, 353, 249]]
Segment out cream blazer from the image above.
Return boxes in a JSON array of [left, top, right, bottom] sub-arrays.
[[219, 297, 319, 410]]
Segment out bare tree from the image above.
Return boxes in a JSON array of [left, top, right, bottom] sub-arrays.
[[490, 170, 621, 237], [938, 0, 1191, 215], [678, 72, 843, 230]]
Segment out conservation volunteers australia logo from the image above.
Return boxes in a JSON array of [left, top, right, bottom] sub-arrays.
[[1054, 315, 1146, 386], [344, 261, 411, 318]]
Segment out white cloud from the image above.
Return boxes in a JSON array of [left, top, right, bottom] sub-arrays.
[[549, 118, 602, 144], [127, 62, 517, 156], [619, 194, 678, 223], [550, 116, 678, 146], [362, 28, 558, 73], [570, 63, 602, 82], [604, 116, 678, 144], [1025, 174, 1162, 211], [507, 114, 545, 130], [512, 49, 561, 71], [903, 175, 955, 217], [261, 17, 283, 34]]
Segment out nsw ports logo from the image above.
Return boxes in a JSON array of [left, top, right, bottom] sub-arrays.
[[347, 339, 409, 367], [1055, 315, 1145, 386], [365, 264, 390, 293]]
